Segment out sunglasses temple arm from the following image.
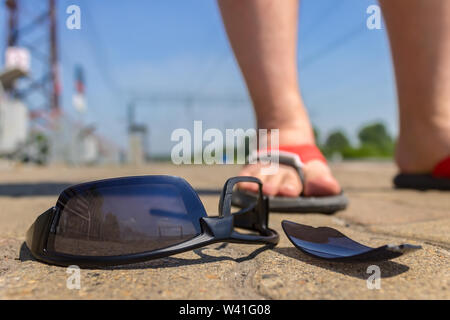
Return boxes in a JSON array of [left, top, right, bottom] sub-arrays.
[[219, 176, 267, 223], [200, 215, 279, 245], [232, 196, 269, 233], [217, 176, 278, 244], [219, 176, 264, 217], [229, 228, 279, 245]]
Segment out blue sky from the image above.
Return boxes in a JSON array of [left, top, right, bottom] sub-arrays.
[[0, 0, 397, 155]]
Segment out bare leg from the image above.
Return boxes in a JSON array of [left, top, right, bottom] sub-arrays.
[[218, 0, 340, 196], [381, 0, 450, 173]]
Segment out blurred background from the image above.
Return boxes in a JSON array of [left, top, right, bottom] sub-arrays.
[[0, 0, 397, 166]]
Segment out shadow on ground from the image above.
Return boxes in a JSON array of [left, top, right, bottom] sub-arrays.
[[0, 183, 222, 197], [274, 247, 409, 279], [194, 188, 222, 196], [0, 182, 73, 197], [20, 242, 273, 270]]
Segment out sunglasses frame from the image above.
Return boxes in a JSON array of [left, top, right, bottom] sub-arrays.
[[26, 176, 279, 267]]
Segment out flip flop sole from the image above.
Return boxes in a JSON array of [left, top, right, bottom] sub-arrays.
[[232, 189, 348, 214], [394, 174, 450, 190]]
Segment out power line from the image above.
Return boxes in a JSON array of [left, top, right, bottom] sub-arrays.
[[128, 93, 248, 105], [190, 50, 232, 95], [81, 1, 124, 97], [301, 0, 344, 43], [183, 6, 235, 98], [300, 23, 366, 69]]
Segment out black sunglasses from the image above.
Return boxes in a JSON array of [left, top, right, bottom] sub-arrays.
[[26, 175, 279, 267]]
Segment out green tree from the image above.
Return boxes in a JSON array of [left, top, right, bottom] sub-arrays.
[[357, 122, 394, 156], [358, 123, 391, 147], [313, 126, 320, 145], [323, 130, 351, 157]]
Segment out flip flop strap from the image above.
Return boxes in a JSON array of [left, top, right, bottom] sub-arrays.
[[432, 156, 450, 178], [249, 144, 327, 196], [278, 153, 306, 191], [277, 145, 327, 164]]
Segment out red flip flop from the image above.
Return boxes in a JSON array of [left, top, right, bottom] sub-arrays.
[[231, 144, 348, 214], [394, 156, 450, 190]]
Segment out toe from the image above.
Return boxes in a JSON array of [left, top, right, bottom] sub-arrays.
[[262, 171, 284, 196], [303, 160, 341, 197], [278, 167, 302, 197], [238, 161, 337, 198], [238, 165, 262, 193], [304, 175, 341, 196]]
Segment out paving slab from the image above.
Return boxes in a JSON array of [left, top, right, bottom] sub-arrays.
[[0, 162, 449, 299], [368, 219, 450, 247]]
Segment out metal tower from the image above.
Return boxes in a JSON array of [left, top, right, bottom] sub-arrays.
[[4, 0, 60, 111]]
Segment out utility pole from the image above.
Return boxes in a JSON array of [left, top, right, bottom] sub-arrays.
[[49, 0, 59, 111], [5, 0, 60, 111], [127, 101, 148, 165], [6, 0, 19, 47]]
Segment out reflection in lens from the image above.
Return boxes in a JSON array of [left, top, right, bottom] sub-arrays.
[[49, 176, 207, 256]]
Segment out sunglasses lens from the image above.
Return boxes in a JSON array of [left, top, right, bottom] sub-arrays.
[[282, 220, 373, 259], [282, 220, 421, 261], [49, 176, 207, 256]]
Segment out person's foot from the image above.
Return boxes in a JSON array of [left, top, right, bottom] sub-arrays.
[[396, 118, 450, 174], [238, 128, 341, 197]]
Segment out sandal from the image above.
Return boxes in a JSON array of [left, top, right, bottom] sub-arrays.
[[232, 145, 348, 214], [394, 156, 450, 190]]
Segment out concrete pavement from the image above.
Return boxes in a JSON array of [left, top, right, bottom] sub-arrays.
[[0, 162, 448, 299]]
